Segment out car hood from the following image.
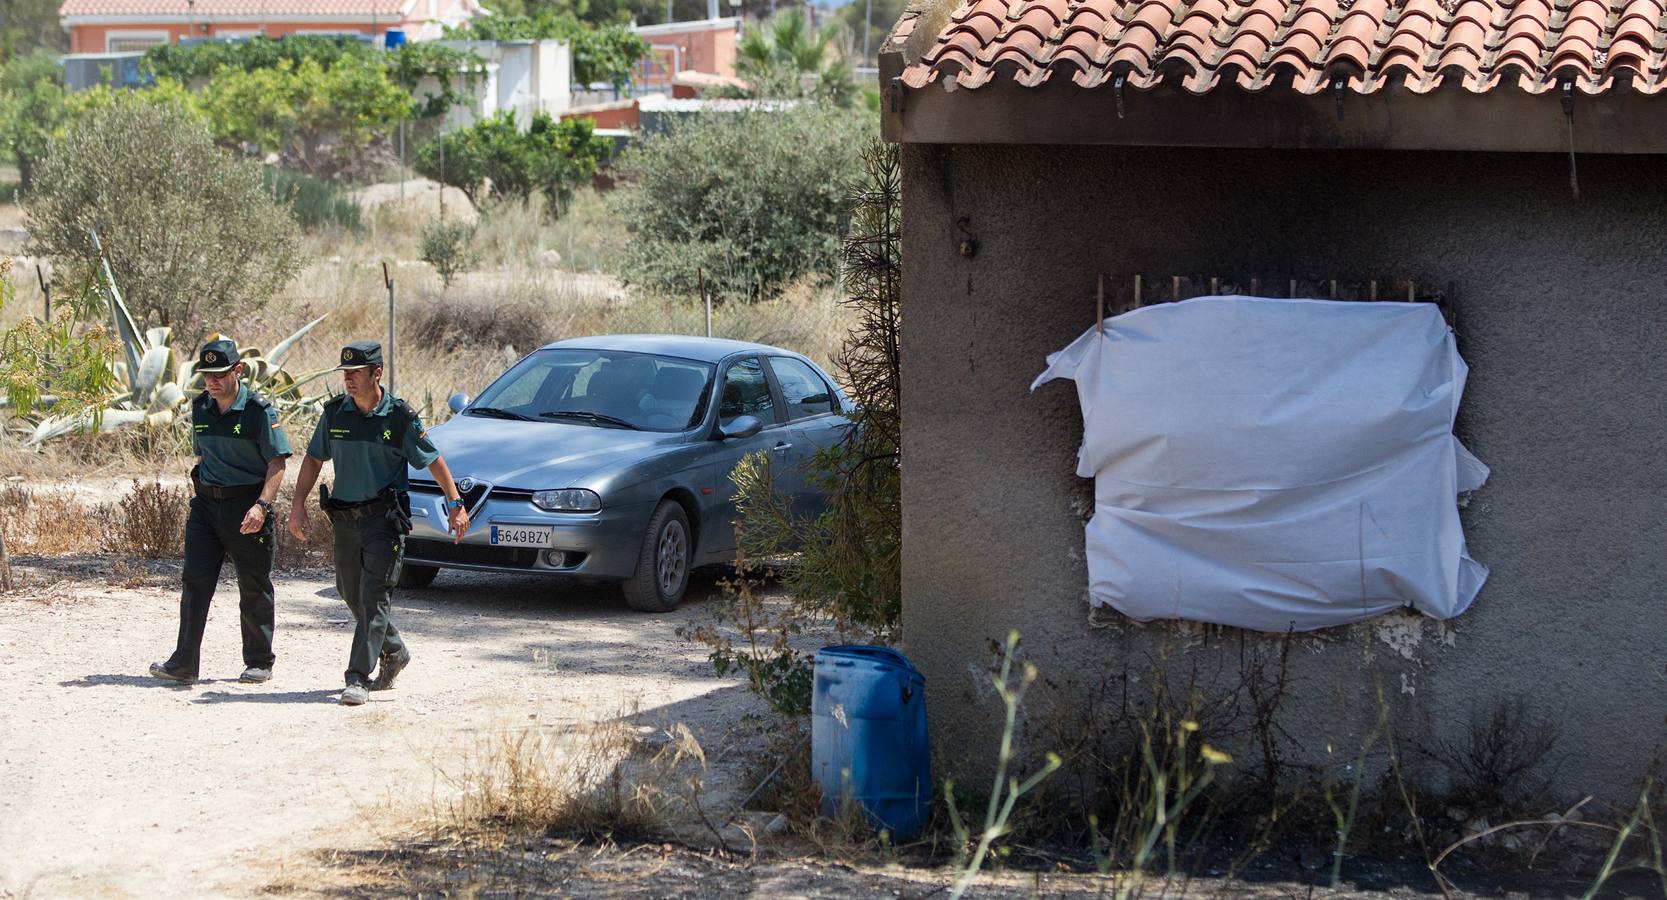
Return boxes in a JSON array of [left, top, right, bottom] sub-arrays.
[[414, 416, 687, 489]]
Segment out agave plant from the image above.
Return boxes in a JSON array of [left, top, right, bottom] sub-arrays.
[[23, 234, 334, 445]]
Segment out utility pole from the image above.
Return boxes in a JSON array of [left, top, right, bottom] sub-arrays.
[[862, 0, 872, 65]]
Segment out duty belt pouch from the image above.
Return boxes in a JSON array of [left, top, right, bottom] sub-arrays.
[[319, 483, 340, 523], [382, 487, 414, 535]]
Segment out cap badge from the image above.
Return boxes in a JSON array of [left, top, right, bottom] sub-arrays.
[[342, 349, 353, 363]]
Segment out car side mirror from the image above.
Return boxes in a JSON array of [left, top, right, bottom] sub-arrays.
[[719, 415, 762, 440], [447, 392, 471, 413]]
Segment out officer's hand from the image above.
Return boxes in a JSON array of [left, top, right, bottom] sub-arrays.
[[447, 506, 470, 544], [288, 507, 309, 542], [240, 503, 266, 535]]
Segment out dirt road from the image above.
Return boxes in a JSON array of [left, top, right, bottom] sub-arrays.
[[0, 562, 767, 898]]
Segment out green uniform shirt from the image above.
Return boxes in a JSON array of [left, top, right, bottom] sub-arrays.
[[306, 389, 439, 502], [192, 384, 291, 487]]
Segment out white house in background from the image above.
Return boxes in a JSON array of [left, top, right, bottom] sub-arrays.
[[58, 0, 489, 53], [422, 39, 572, 129]]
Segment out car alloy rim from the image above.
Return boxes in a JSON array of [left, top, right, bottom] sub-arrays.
[[657, 520, 687, 596]]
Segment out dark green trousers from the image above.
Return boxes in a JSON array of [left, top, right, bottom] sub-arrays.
[[167, 493, 276, 676], [330, 512, 408, 687]]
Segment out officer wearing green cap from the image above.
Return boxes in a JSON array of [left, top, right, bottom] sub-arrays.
[[288, 340, 469, 707], [150, 338, 290, 685]]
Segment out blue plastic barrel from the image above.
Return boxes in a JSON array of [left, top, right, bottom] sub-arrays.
[[811, 645, 931, 839]]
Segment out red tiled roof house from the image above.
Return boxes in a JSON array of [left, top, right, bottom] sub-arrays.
[[882, 0, 1667, 804], [59, 0, 488, 53]]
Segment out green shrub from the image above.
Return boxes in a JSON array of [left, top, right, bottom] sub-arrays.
[[414, 111, 608, 216], [420, 219, 477, 288], [263, 168, 362, 232], [0, 50, 68, 193], [25, 94, 303, 342], [611, 104, 870, 304], [144, 37, 484, 118], [201, 55, 413, 177]]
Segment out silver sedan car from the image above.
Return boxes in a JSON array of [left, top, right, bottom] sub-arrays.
[[400, 334, 852, 611]]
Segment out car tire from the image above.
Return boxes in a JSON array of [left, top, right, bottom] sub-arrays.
[[622, 500, 690, 613], [397, 563, 440, 589]]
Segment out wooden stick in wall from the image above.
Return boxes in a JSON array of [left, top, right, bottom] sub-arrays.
[[1096, 273, 1105, 335]]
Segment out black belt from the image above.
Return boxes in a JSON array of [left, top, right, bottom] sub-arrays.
[[324, 497, 390, 522], [196, 481, 261, 500]]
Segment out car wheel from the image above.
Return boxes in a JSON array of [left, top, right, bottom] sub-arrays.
[[622, 500, 690, 612], [397, 563, 440, 589]]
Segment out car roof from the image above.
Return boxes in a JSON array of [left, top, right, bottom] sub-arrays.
[[536, 334, 795, 365]]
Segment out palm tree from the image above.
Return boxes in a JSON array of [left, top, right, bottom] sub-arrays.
[[735, 8, 856, 106]]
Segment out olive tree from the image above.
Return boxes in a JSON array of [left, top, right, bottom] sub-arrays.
[[25, 94, 302, 342], [611, 104, 869, 303]]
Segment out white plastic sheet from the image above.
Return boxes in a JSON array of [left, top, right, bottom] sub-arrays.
[[1032, 296, 1489, 632]]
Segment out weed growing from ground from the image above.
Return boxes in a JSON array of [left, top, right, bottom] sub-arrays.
[[112, 480, 190, 559], [945, 631, 1062, 900]]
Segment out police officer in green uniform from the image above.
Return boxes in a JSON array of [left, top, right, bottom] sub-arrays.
[[287, 340, 469, 706], [150, 339, 290, 684]]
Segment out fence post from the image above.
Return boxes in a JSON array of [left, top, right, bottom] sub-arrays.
[[699, 268, 711, 337], [384, 262, 396, 397]]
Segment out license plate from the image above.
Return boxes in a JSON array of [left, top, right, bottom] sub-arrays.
[[489, 526, 553, 548]]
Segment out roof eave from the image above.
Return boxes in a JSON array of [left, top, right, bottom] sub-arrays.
[[62, 11, 403, 23], [880, 73, 1667, 154]]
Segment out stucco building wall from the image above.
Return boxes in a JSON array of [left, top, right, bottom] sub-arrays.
[[899, 142, 1667, 802]]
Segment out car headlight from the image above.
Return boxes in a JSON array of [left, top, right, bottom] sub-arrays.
[[532, 489, 602, 512]]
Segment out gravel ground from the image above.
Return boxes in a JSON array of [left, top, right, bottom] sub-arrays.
[[0, 560, 769, 898]]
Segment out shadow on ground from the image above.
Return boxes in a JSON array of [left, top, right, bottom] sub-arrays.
[[193, 688, 343, 705], [59, 673, 231, 689]]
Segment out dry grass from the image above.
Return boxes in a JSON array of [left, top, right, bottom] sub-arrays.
[[111, 480, 191, 559], [430, 715, 721, 846], [274, 481, 335, 569], [0, 485, 108, 556]]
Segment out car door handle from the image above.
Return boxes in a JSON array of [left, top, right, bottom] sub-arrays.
[[771, 442, 793, 453]]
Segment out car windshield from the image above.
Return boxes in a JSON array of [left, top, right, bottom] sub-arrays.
[[467, 349, 715, 433]]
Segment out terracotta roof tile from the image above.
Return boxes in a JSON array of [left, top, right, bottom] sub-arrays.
[[894, 0, 1667, 93]]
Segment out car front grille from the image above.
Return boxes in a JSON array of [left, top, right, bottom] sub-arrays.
[[405, 539, 539, 568], [410, 480, 535, 509]]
